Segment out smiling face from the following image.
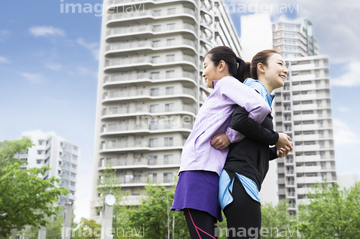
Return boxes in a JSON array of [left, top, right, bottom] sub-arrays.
[[262, 53, 288, 91], [202, 54, 224, 88]]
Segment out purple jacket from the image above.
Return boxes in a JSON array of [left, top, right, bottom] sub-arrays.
[[179, 76, 271, 176]]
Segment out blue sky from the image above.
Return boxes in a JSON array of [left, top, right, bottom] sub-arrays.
[[1, 0, 360, 220]]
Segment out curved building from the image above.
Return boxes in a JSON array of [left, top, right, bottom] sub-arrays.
[[91, 0, 241, 217]]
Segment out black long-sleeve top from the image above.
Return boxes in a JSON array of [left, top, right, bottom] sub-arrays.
[[223, 105, 279, 191]]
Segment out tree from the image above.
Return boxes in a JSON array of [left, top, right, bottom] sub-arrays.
[[0, 137, 69, 237], [261, 201, 298, 239], [297, 182, 360, 238], [128, 185, 189, 239], [72, 218, 101, 239]]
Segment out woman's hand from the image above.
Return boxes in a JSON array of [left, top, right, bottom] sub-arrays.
[[275, 133, 293, 151], [277, 147, 290, 158], [210, 133, 231, 150]]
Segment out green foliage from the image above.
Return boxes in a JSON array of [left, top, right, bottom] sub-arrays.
[[72, 218, 101, 239], [128, 185, 189, 239], [297, 182, 360, 238], [0, 137, 69, 237], [261, 201, 298, 239]]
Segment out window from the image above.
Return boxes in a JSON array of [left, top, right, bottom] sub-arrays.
[[164, 120, 172, 129], [38, 140, 44, 145], [164, 137, 173, 146], [150, 121, 159, 130], [107, 140, 116, 148], [166, 54, 175, 62], [151, 71, 160, 80], [108, 123, 117, 131], [148, 155, 158, 165], [152, 40, 160, 47], [150, 104, 159, 113], [152, 56, 160, 64], [148, 173, 157, 182], [164, 154, 173, 164], [153, 25, 161, 31], [109, 107, 118, 114], [150, 88, 159, 96], [166, 38, 175, 46], [167, 8, 176, 15], [58, 170, 62, 175], [58, 160, 61, 165], [166, 86, 174, 95], [164, 172, 173, 183], [153, 9, 161, 16], [166, 70, 175, 78], [37, 150, 43, 155], [167, 23, 175, 30], [165, 103, 174, 112], [109, 91, 120, 98], [149, 138, 158, 147]]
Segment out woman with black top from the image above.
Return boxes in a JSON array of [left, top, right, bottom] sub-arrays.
[[216, 50, 293, 238]]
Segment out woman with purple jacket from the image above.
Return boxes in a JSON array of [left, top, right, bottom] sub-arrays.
[[171, 46, 291, 239]]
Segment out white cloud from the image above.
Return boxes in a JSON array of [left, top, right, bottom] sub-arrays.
[[297, 0, 360, 63], [0, 56, 10, 63], [46, 64, 63, 71], [331, 61, 360, 87], [77, 38, 99, 60], [69, 66, 98, 79], [21, 72, 45, 84], [29, 26, 65, 37], [333, 119, 360, 147], [0, 30, 10, 41], [338, 106, 350, 113]]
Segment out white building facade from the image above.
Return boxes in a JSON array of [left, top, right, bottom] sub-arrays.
[[16, 131, 78, 207], [274, 56, 337, 215], [273, 18, 318, 58], [91, 0, 242, 216]]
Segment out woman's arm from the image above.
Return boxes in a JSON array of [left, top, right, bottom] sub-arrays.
[[231, 105, 278, 145]]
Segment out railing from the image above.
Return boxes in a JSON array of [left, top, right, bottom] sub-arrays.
[[106, 23, 197, 37]]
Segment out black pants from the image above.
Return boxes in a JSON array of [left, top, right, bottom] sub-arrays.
[[223, 179, 261, 239], [184, 208, 218, 239]]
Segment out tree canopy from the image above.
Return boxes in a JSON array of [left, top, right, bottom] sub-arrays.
[[0, 137, 68, 237]]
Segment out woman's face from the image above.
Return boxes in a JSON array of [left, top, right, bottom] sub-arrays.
[[263, 53, 288, 90], [202, 55, 222, 88]]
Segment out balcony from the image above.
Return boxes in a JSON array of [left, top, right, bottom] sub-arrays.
[[100, 122, 193, 135], [102, 87, 197, 103], [108, 0, 198, 8], [98, 157, 181, 169], [98, 175, 175, 187], [292, 103, 317, 111], [101, 104, 197, 119], [296, 166, 322, 173], [296, 176, 322, 184], [105, 39, 197, 56], [106, 23, 197, 40], [99, 139, 187, 153], [107, 8, 197, 24], [104, 54, 197, 72], [103, 70, 197, 86]]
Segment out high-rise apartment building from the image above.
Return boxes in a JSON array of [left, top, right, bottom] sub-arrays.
[[91, 0, 241, 216], [273, 18, 318, 58], [15, 131, 78, 207], [270, 18, 336, 215], [273, 56, 337, 215]]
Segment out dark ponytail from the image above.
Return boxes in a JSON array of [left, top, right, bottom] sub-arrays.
[[205, 46, 250, 83]]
